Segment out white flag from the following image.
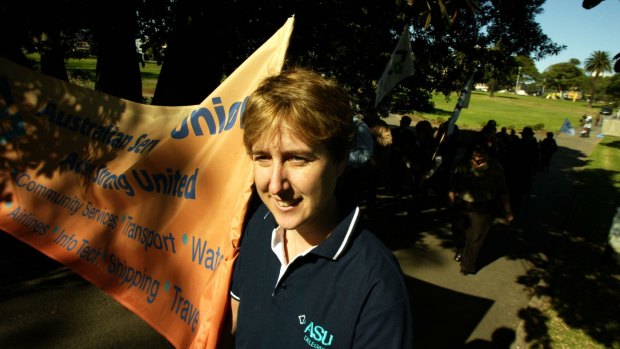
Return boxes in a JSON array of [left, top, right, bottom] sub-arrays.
[[559, 117, 575, 136], [374, 25, 414, 107]]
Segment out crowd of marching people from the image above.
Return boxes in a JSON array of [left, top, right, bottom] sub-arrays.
[[339, 109, 561, 274], [348, 111, 560, 219]]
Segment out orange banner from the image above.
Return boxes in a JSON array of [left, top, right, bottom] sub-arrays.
[[0, 17, 294, 349]]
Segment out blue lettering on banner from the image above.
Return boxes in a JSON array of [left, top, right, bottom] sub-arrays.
[[81, 201, 119, 229], [53, 229, 79, 251], [171, 285, 200, 332], [190, 236, 223, 270], [126, 134, 159, 154], [5, 206, 50, 235], [58, 153, 199, 200], [170, 96, 249, 139], [107, 253, 160, 304], [58, 153, 136, 197], [75, 238, 103, 265], [53, 230, 104, 266], [14, 172, 84, 215], [120, 216, 177, 253], [131, 167, 198, 200], [34, 102, 158, 154]]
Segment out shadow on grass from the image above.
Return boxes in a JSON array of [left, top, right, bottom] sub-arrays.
[[492, 95, 518, 100], [507, 137, 620, 348]]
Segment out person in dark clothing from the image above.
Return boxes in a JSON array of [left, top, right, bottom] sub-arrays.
[[389, 115, 416, 195], [506, 126, 539, 215], [449, 141, 513, 275], [362, 106, 392, 210], [407, 120, 436, 220], [427, 121, 459, 208], [228, 68, 413, 348], [539, 132, 558, 172]]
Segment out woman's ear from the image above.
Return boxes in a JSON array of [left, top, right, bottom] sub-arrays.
[[337, 158, 347, 177]]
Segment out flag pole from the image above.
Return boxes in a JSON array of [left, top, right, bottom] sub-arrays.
[[430, 71, 475, 160]]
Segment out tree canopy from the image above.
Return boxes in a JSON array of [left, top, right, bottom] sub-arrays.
[[0, 0, 564, 111], [543, 61, 585, 93]]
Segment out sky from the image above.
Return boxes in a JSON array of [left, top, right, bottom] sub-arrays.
[[534, 0, 620, 73]]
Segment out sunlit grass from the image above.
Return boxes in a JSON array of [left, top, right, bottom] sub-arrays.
[[544, 303, 611, 349], [539, 135, 620, 349], [420, 91, 608, 133], [25, 53, 161, 99]]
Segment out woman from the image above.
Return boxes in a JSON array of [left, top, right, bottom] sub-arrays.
[[228, 68, 413, 348]]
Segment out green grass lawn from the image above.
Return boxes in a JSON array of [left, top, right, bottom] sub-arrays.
[[536, 135, 620, 349], [421, 91, 609, 134], [26, 54, 161, 98], [25, 53, 609, 135]]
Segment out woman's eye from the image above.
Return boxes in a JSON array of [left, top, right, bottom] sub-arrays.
[[289, 156, 308, 164], [252, 155, 270, 162]]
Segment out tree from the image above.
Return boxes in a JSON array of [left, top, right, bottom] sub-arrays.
[[515, 55, 541, 85], [542, 61, 584, 97], [582, 0, 619, 73], [605, 73, 620, 101], [584, 50, 612, 106], [401, 0, 563, 102], [0, 0, 565, 112], [92, 0, 143, 103], [150, 0, 233, 106]]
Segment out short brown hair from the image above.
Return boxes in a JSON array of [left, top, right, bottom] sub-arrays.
[[241, 68, 353, 162]]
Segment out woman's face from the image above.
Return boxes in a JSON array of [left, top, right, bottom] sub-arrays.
[[251, 129, 345, 235]]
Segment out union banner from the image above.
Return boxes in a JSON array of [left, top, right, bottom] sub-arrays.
[[0, 17, 294, 349]]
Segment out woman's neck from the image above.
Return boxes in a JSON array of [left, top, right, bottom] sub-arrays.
[[284, 197, 341, 262]]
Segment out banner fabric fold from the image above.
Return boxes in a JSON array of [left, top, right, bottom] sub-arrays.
[[0, 16, 295, 349]]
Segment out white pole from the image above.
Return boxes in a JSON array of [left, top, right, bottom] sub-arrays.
[[515, 66, 521, 93]]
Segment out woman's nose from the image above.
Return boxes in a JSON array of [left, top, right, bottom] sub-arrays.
[[268, 162, 289, 194]]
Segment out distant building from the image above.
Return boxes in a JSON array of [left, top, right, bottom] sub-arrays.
[[474, 83, 488, 92]]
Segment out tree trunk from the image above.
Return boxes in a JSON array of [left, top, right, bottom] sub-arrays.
[[0, 2, 31, 68], [151, 0, 227, 106], [488, 79, 496, 97], [93, 0, 143, 103], [40, 30, 69, 82]]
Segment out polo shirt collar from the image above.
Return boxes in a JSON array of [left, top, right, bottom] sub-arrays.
[[311, 206, 360, 260], [267, 205, 360, 262]]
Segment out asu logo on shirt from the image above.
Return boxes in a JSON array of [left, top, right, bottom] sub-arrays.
[[301, 316, 334, 348]]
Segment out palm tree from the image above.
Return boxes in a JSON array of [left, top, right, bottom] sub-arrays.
[[584, 50, 612, 107]]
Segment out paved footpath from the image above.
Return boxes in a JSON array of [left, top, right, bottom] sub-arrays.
[[0, 123, 602, 348], [371, 118, 603, 348]]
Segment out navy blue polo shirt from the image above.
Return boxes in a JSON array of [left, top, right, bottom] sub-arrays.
[[230, 204, 413, 349]]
